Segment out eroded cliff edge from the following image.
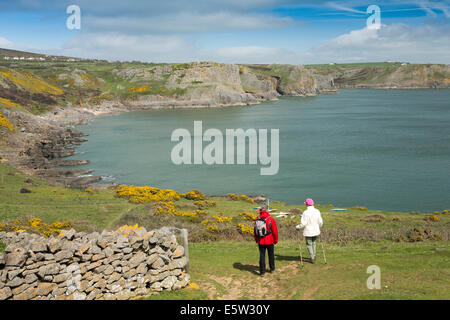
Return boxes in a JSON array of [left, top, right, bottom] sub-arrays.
[[0, 58, 449, 186]]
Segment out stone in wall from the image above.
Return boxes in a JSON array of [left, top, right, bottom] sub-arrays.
[[0, 226, 190, 300]]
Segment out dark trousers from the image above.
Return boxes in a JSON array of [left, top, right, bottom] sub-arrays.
[[258, 244, 275, 274]]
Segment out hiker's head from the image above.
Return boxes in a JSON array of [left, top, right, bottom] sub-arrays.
[[261, 205, 268, 212], [304, 198, 314, 206]]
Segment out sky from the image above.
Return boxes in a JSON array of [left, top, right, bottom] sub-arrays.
[[0, 0, 449, 64]]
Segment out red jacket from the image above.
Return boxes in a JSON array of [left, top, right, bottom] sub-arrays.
[[254, 210, 278, 245]]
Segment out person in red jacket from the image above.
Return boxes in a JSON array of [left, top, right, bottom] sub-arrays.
[[254, 205, 278, 276]]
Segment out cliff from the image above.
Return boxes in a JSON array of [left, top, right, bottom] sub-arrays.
[[0, 52, 449, 186]]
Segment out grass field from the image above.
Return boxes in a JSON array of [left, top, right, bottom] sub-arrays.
[[144, 240, 449, 300], [0, 162, 449, 299]]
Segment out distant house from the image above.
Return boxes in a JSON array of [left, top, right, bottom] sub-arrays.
[[13, 56, 19, 60], [3, 56, 11, 60], [39, 57, 46, 61], [19, 57, 25, 60], [401, 62, 408, 66], [329, 62, 335, 65]]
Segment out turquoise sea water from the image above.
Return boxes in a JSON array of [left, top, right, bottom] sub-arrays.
[[69, 89, 450, 213]]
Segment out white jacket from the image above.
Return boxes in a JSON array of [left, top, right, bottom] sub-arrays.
[[296, 206, 323, 237]]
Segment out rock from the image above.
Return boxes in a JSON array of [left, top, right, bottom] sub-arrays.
[[7, 269, 22, 281], [136, 263, 148, 275], [12, 283, 30, 295], [172, 245, 185, 258], [5, 247, 28, 267], [36, 283, 56, 296], [20, 188, 32, 194], [30, 241, 47, 253], [24, 273, 38, 284], [103, 265, 114, 276], [0, 253, 5, 266], [55, 250, 73, 261], [38, 263, 60, 278], [169, 257, 187, 270], [151, 257, 165, 269], [59, 229, 76, 241], [52, 273, 69, 283], [128, 252, 146, 269], [0, 287, 13, 300], [72, 291, 87, 300], [6, 277, 25, 288]]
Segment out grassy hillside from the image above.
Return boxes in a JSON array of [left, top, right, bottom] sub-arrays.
[[0, 162, 449, 300], [1, 161, 448, 241], [144, 240, 449, 300]]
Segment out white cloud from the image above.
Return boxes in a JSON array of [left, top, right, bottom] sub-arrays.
[[54, 33, 197, 62], [0, 37, 14, 49], [309, 23, 450, 63], [83, 12, 297, 34]]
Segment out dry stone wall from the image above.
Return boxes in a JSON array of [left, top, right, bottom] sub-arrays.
[[0, 226, 189, 300]]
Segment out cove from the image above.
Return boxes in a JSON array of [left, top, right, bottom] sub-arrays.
[[68, 89, 450, 213]]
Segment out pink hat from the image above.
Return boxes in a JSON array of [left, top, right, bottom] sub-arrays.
[[304, 198, 314, 206]]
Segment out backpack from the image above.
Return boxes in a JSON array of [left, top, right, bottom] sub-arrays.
[[254, 216, 272, 238]]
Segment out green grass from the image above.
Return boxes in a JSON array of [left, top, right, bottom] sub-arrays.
[[0, 163, 136, 231], [0, 240, 5, 253], [0, 163, 449, 300], [143, 240, 450, 300]]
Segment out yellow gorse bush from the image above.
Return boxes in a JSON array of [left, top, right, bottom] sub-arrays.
[[130, 85, 151, 93], [116, 185, 181, 203], [0, 97, 23, 109], [0, 218, 71, 237], [352, 206, 368, 211], [239, 212, 258, 221], [0, 69, 63, 95], [237, 223, 254, 235], [212, 215, 233, 223], [227, 193, 255, 204], [194, 200, 216, 209], [0, 112, 15, 131], [184, 190, 206, 201], [154, 201, 197, 218]]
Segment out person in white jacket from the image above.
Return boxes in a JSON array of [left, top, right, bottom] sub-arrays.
[[295, 198, 323, 264]]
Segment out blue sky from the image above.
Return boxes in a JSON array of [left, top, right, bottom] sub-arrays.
[[0, 0, 449, 63]]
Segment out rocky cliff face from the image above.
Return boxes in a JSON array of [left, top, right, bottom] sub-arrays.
[[306, 63, 450, 90], [0, 59, 449, 184]]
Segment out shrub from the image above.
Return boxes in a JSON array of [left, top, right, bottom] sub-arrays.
[[424, 215, 440, 222], [441, 209, 449, 215], [237, 223, 254, 236], [0, 217, 71, 237], [363, 214, 385, 223], [352, 206, 368, 211], [184, 190, 205, 201], [288, 208, 303, 215], [227, 193, 255, 204], [116, 185, 181, 203], [238, 212, 258, 221], [392, 216, 400, 222], [397, 227, 442, 242], [194, 200, 216, 209], [0, 112, 15, 131]]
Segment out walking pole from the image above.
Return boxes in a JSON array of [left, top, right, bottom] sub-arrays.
[[319, 236, 327, 264], [298, 233, 304, 268]]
